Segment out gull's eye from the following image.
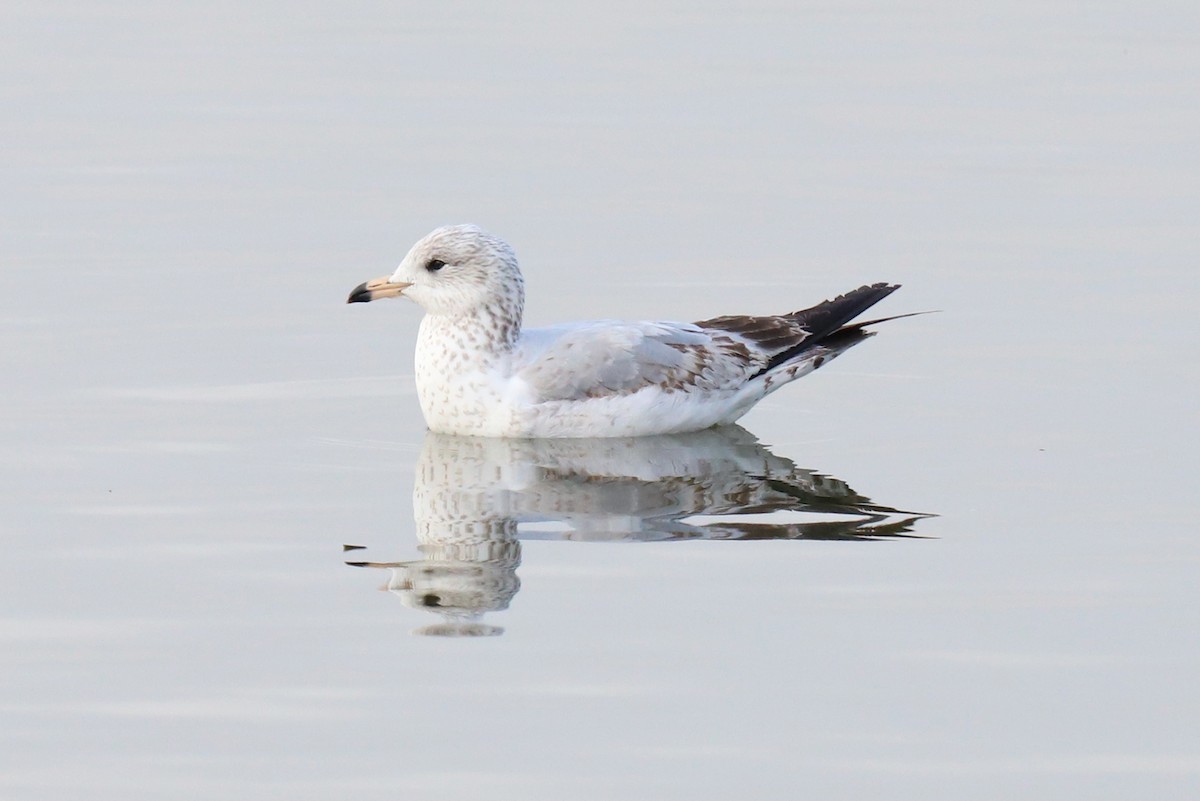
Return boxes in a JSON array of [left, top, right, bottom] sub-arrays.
[[425, 258, 446, 272]]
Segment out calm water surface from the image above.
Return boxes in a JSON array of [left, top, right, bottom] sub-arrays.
[[2, 2, 1198, 799]]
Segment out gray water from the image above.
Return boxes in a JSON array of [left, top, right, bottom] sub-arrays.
[[3, 2, 1198, 799]]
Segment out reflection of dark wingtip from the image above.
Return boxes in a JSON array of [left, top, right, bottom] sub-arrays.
[[696, 514, 935, 542]]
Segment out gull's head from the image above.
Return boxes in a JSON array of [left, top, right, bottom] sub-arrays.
[[347, 224, 524, 317]]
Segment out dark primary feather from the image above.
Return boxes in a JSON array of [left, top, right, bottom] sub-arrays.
[[697, 283, 900, 380]]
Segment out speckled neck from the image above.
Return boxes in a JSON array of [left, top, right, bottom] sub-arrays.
[[423, 298, 522, 360], [406, 230, 526, 434], [413, 291, 526, 436]]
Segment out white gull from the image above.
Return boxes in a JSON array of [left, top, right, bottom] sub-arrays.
[[348, 224, 906, 438]]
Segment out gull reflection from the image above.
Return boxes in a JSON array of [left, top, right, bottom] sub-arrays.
[[347, 426, 932, 636]]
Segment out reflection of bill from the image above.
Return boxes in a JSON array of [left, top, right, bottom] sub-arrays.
[[347, 426, 933, 636]]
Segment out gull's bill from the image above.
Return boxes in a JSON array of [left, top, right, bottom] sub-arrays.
[[347, 276, 412, 303]]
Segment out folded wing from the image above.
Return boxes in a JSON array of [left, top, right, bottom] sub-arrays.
[[517, 321, 762, 401], [517, 283, 900, 403]]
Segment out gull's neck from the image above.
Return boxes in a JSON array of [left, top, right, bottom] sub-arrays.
[[414, 298, 523, 434], [417, 295, 525, 367]]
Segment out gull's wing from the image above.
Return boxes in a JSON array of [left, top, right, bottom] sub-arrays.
[[515, 321, 761, 402], [516, 283, 901, 403]]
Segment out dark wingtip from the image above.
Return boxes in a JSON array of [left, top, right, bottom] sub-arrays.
[[785, 282, 902, 341], [743, 283, 904, 379], [844, 282, 901, 307], [849, 309, 939, 329]]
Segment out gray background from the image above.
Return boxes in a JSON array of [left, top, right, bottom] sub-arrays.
[[2, 2, 1197, 799]]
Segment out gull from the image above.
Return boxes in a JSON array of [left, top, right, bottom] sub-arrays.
[[348, 224, 909, 438]]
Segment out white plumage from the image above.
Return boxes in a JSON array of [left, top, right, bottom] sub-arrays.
[[348, 224, 902, 438]]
